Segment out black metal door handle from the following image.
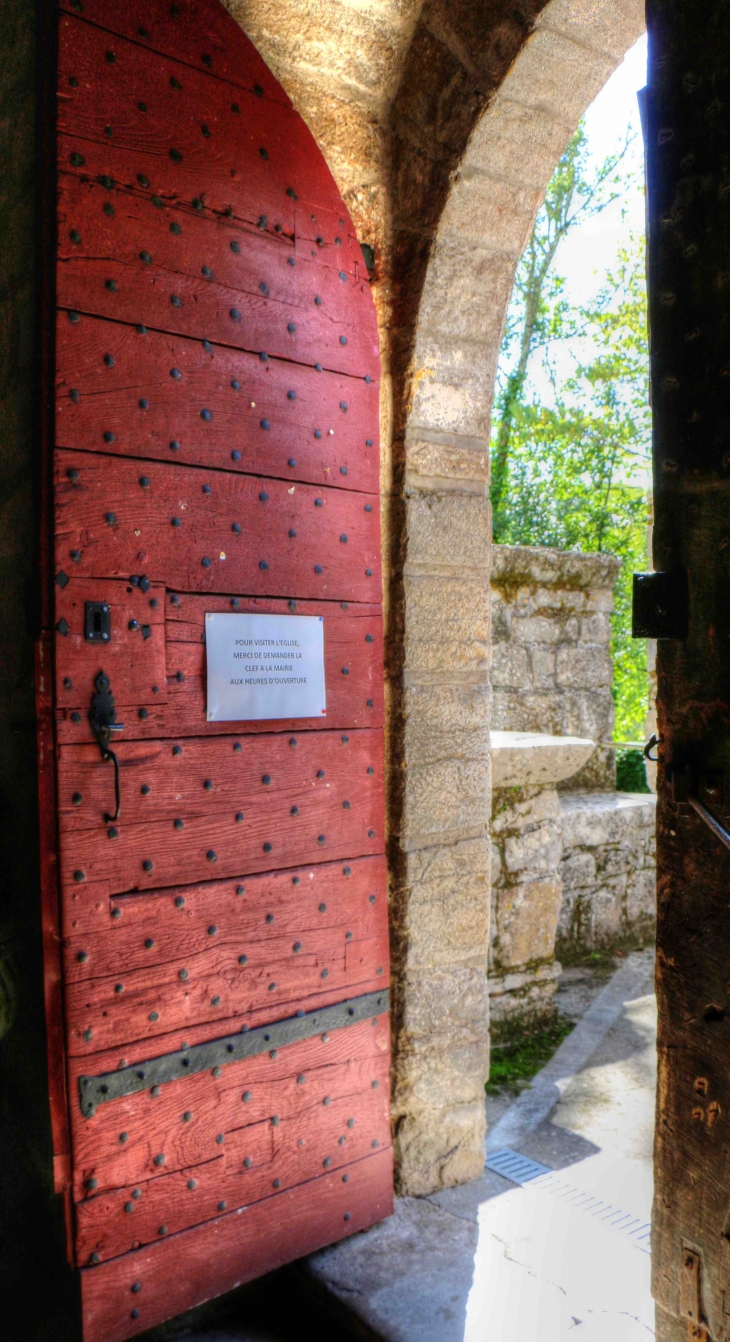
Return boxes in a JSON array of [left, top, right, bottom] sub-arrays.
[[644, 734, 662, 762], [88, 671, 124, 823]]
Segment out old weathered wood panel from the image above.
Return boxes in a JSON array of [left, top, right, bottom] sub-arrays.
[[56, 313, 379, 493], [55, 449, 381, 602], [41, 4, 390, 1337], [80, 1147, 393, 1342], [647, 3, 730, 1338]]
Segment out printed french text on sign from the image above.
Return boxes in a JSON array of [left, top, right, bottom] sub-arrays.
[[206, 612, 326, 721]]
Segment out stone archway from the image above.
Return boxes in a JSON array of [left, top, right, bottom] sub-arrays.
[[394, 0, 645, 1193], [226, 0, 646, 1197]]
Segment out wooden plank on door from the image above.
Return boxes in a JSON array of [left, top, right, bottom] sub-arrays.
[[63, 856, 388, 1053], [55, 448, 381, 602], [55, 313, 379, 493], [80, 1147, 394, 1342], [75, 1054, 389, 1263], [57, 170, 376, 378], [57, 728, 384, 896], [70, 1014, 389, 1195], [58, 0, 292, 105]]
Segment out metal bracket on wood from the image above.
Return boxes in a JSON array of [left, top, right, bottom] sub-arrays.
[[672, 772, 730, 854], [632, 569, 689, 640], [78, 988, 390, 1117]]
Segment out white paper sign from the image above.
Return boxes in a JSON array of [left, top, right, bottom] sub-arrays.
[[205, 613, 326, 722]]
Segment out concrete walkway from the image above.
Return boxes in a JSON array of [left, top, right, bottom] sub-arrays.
[[302, 949, 656, 1341]]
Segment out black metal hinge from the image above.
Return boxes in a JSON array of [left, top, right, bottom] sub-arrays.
[[79, 989, 390, 1117], [632, 569, 688, 640]]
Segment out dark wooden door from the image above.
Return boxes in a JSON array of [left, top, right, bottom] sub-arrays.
[[40, 4, 391, 1338]]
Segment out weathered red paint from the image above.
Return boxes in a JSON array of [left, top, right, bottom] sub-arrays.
[[40, 1, 389, 1335], [80, 1148, 393, 1342], [56, 313, 379, 493], [55, 450, 381, 602]]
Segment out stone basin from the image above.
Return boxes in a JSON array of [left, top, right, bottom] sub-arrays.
[[491, 730, 595, 788]]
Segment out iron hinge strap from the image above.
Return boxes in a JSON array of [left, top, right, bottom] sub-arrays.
[[78, 988, 390, 1117]]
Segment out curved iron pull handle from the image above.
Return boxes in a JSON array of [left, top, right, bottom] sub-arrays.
[[88, 672, 124, 824], [102, 747, 122, 824], [644, 734, 662, 762], [688, 793, 730, 854]]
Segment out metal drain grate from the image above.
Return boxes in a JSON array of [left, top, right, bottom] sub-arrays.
[[486, 1147, 551, 1184], [486, 1148, 651, 1255]]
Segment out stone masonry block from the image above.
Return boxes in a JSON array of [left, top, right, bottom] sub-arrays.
[[392, 1031, 490, 1111], [467, 93, 572, 191], [405, 433, 488, 485], [491, 544, 619, 592], [397, 962, 489, 1042], [403, 681, 489, 768], [398, 879, 488, 970], [501, 25, 615, 128], [393, 1100, 487, 1196], [405, 490, 490, 569], [417, 239, 517, 345], [531, 646, 556, 689], [493, 875, 563, 970], [491, 785, 561, 834], [556, 644, 612, 689], [512, 615, 567, 645], [560, 851, 597, 888], [403, 834, 489, 911], [410, 331, 498, 439], [491, 690, 562, 735], [580, 613, 612, 643], [403, 757, 489, 845], [404, 574, 488, 674], [503, 824, 562, 876], [536, 0, 645, 61], [490, 641, 530, 690], [437, 168, 540, 256]]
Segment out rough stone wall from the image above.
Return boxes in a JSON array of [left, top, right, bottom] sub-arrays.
[[491, 543, 621, 790], [558, 792, 657, 954]]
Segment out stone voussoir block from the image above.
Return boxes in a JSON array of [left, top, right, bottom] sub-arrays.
[[404, 573, 488, 674], [402, 757, 489, 844], [405, 489, 490, 570]]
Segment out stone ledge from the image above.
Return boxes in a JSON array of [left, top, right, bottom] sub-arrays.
[[492, 730, 595, 787], [492, 542, 620, 590]]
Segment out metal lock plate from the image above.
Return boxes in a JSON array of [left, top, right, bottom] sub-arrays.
[[84, 600, 111, 643]]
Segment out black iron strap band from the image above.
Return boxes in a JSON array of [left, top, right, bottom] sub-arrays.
[[78, 989, 389, 1117]]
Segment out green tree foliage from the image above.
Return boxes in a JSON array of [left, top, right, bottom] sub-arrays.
[[491, 125, 650, 741]]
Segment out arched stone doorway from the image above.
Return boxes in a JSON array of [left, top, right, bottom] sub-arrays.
[[229, 0, 646, 1195]]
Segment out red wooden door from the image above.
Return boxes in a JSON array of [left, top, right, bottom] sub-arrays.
[[41, 4, 391, 1337]]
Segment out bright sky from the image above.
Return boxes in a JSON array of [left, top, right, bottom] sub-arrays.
[[554, 33, 647, 306], [524, 33, 650, 485]]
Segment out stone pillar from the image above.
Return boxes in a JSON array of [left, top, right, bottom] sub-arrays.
[[390, 485, 492, 1196]]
